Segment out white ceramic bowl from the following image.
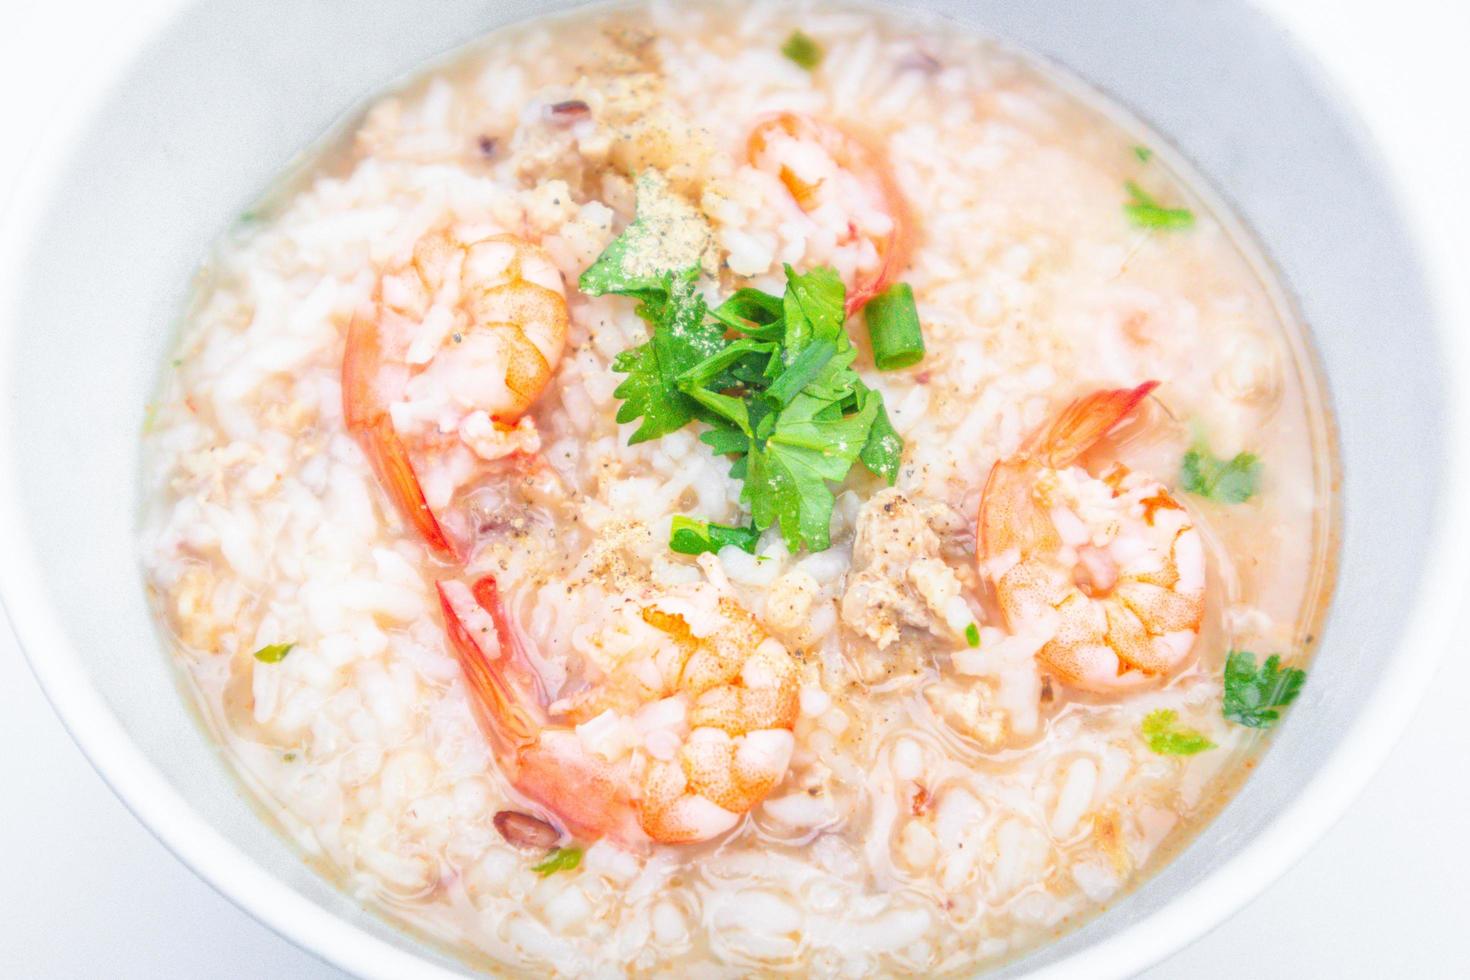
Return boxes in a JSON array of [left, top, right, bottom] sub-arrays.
[[2, 1, 1466, 976]]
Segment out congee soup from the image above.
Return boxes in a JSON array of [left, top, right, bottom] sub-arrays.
[[140, 1, 1337, 974]]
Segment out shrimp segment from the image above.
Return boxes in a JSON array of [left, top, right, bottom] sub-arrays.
[[343, 314, 456, 559], [748, 112, 913, 315], [343, 228, 569, 560], [437, 576, 799, 846], [979, 382, 1205, 693]]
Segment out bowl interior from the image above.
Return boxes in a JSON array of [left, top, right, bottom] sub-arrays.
[[0, 1, 1444, 976]]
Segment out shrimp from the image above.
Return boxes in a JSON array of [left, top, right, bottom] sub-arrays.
[[748, 112, 913, 315], [343, 226, 569, 560], [436, 576, 799, 846], [978, 382, 1205, 693]]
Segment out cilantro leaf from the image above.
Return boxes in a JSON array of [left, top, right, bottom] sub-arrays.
[[796, 343, 861, 405], [591, 238, 907, 554], [253, 642, 295, 664], [1124, 180, 1194, 230], [579, 171, 710, 296], [1223, 650, 1307, 728], [584, 174, 724, 443], [609, 341, 687, 443], [669, 516, 761, 556], [530, 846, 583, 877], [677, 337, 785, 437], [854, 379, 902, 483], [602, 268, 723, 444], [695, 270, 902, 552], [745, 388, 878, 551], [745, 439, 839, 552], [1181, 443, 1261, 503], [700, 422, 751, 458], [781, 264, 846, 359], [768, 389, 879, 473], [648, 274, 725, 387], [580, 237, 669, 297], [1141, 709, 1217, 755]]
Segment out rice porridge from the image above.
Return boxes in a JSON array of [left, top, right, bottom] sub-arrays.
[[139, 1, 1338, 975]]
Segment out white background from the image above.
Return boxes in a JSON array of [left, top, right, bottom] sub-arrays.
[[2, 1, 1467, 977]]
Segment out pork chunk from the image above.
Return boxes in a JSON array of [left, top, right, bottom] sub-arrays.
[[840, 488, 967, 649]]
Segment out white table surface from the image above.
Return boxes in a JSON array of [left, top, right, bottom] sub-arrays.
[[3, 1, 1467, 977]]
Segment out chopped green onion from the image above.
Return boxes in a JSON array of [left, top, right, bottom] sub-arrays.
[[252, 642, 295, 663], [1141, 709, 1216, 755], [711, 288, 785, 339], [1124, 180, 1194, 230], [669, 516, 761, 556], [530, 846, 583, 877], [1181, 443, 1261, 503], [781, 30, 823, 70], [864, 282, 926, 371], [964, 623, 980, 648], [1223, 651, 1306, 728], [1132, 145, 1153, 163]]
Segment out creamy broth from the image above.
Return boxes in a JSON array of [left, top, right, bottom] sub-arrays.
[[141, 1, 1336, 974]]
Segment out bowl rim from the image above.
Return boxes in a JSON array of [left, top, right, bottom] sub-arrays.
[[0, 1, 1466, 977]]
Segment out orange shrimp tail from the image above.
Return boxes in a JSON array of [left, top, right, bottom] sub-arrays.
[[747, 112, 913, 316], [438, 576, 647, 846], [517, 738, 647, 847], [846, 178, 914, 316], [1033, 381, 1159, 469], [980, 382, 1159, 561], [980, 459, 1057, 560], [343, 314, 459, 561], [436, 577, 547, 757]]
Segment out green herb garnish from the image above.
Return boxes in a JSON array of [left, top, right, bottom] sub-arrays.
[[864, 282, 926, 371], [964, 623, 981, 648], [1124, 180, 1194, 230], [669, 516, 761, 556], [587, 198, 907, 554], [1223, 651, 1306, 728], [1132, 145, 1153, 163], [781, 30, 823, 70], [1141, 709, 1216, 755], [592, 269, 722, 445], [1181, 442, 1261, 503], [531, 846, 583, 877], [580, 174, 723, 444], [252, 643, 295, 664]]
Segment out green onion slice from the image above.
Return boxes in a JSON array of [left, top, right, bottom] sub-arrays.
[[781, 31, 823, 70], [253, 643, 295, 663], [864, 283, 926, 371], [669, 516, 761, 556]]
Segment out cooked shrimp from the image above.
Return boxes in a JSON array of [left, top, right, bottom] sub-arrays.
[[437, 576, 799, 846], [748, 112, 913, 315], [343, 226, 569, 560], [978, 382, 1205, 693]]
